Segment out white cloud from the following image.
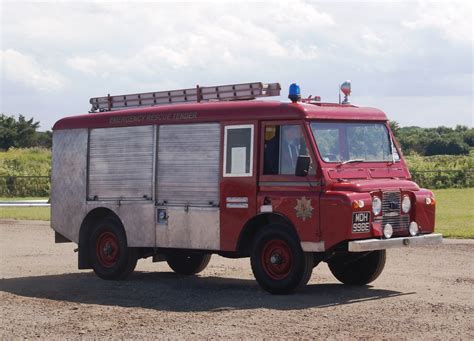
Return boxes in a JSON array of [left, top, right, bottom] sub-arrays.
[[0, 49, 66, 92], [0, 1, 472, 129], [402, 0, 473, 43]]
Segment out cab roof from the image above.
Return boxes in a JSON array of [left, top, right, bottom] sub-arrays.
[[53, 100, 388, 130]]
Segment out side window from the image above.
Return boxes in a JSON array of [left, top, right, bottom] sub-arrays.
[[224, 125, 253, 177], [263, 124, 309, 175]]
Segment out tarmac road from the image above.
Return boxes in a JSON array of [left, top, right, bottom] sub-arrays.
[[0, 219, 472, 339]]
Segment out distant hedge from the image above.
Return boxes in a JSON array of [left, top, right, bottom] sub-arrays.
[[0, 148, 472, 198]]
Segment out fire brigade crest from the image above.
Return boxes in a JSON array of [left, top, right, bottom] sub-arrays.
[[294, 196, 313, 221]]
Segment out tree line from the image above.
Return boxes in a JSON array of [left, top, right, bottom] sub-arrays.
[[390, 122, 473, 156], [0, 114, 51, 150], [0, 114, 472, 156]]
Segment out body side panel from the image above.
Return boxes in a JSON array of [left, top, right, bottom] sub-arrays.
[[51, 129, 88, 243]]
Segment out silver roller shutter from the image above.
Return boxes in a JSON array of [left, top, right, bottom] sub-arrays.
[[157, 123, 220, 206], [88, 125, 154, 200]]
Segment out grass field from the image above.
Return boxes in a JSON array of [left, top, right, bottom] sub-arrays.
[[0, 189, 472, 238], [0, 207, 51, 221], [433, 188, 473, 238], [0, 197, 49, 201]]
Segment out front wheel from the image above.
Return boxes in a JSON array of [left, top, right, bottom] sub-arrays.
[[166, 252, 211, 275], [328, 250, 386, 285], [250, 224, 313, 295], [89, 217, 137, 280]]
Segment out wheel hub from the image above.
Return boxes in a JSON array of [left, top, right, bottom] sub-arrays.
[[96, 231, 119, 268], [261, 239, 293, 280], [270, 253, 283, 265], [103, 243, 114, 256]]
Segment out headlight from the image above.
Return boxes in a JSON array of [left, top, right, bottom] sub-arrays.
[[409, 221, 419, 236], [383, 224, 393, 239], [372, 196, 382, 215], [402, 195, 411, 213]]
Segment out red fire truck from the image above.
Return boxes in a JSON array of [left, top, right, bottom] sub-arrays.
[[51, 81, 442, 294]]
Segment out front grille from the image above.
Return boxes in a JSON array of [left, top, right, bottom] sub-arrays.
[[381, 191, 409, 231], [382, 214, 410, 230], [382, 191, 401, 214]]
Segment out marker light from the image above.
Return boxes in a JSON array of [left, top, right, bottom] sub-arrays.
[[288, 83, 301, 103], [402, 195, 411, 213], [372, 196, 382, 215]]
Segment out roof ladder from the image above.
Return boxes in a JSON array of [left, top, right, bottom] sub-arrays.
[[89, 81, 281, 112]]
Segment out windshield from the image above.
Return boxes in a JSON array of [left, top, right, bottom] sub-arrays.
[[310, 121, 398, 163]]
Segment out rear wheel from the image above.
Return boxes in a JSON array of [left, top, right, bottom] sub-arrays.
[[328, 250, 386, 285], [166, 252, 211, 275], [250, 224, 313, 295], [89, 217, 137, 280]]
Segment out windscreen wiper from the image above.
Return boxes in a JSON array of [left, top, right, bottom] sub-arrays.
[[339, 159, 364, 166]]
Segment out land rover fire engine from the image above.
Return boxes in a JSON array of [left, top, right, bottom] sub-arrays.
[[51, 81, 442, 294]]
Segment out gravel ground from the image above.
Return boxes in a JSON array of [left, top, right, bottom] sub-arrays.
[[0, 219, 473, 339]]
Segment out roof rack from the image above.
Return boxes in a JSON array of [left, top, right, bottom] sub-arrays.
[[89, 82, 281, 112]]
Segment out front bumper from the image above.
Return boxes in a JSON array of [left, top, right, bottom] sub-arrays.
[[348, 233, 443, 252]]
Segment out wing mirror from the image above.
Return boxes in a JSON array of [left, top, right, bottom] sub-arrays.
[[295, 155, 311, 177]]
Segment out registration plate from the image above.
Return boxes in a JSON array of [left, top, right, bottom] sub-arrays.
[[352, 211, 371, 233]]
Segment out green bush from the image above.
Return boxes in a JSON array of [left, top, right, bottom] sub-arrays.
[[406, 151, 473, 188], [0, 148, 51, 196]]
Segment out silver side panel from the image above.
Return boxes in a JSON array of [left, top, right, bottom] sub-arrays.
[[155, 123, 220, 250], [51, 129, 88, 243], [86, 201, 155, 247], [156, 206, 220, 250], [88, 125, 154, 200], [157, 123, 220, 205]]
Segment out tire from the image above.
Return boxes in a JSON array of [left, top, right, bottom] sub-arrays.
[[89, 217, 137, 280], [250, 224, 314, 295], [328, 250, 386, 285], [166, 252, 211, 275]]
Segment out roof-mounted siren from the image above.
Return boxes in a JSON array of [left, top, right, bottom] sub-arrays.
[[339, 80, 351, 104]]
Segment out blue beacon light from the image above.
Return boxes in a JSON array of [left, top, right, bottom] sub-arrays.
[[288, 83, 301, 103]]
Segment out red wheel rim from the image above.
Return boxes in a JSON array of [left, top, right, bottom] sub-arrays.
[[261, 239, 293, 280], [96, 231, 119, 268]]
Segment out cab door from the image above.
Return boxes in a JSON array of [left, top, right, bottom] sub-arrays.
[[219, 121, 258, 251], [258, 120, 322, 244]]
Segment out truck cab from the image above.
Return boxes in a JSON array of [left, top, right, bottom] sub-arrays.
[[51, 81, 442, 294]]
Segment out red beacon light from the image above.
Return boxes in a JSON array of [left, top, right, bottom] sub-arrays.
[[340, 80, 351, 104]]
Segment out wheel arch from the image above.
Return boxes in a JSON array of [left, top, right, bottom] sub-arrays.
[[78, 207, 125, 269], [237, 212, 298, 256]]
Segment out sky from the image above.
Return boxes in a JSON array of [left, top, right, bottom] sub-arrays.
[[1, 0, 473, 130]]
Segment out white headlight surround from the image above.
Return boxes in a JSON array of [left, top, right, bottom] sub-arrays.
[[402, 195, 411, 214], [383, 224, 393, 239], [409, 221, 419, 236], [372, 196, 382, 215]]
